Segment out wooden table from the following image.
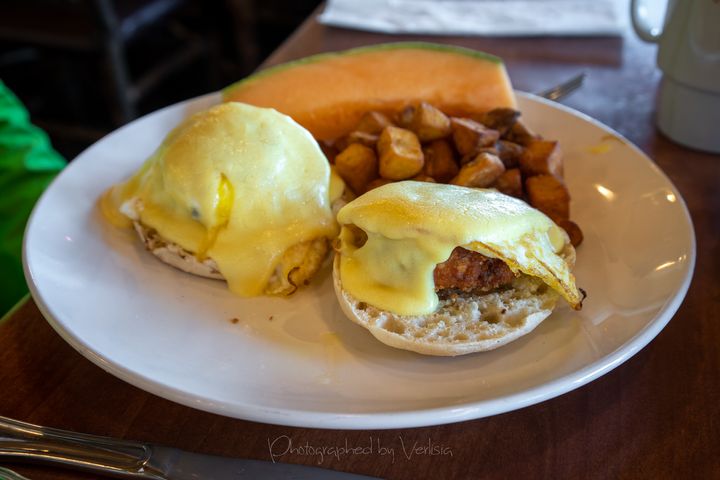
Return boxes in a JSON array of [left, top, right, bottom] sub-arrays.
[[2, 10, 719, 480]]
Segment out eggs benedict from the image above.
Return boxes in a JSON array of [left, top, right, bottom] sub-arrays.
[[101, 102, 340, 296], [333, 181, 583, 355]]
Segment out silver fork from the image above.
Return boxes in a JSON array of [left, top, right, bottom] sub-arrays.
[[538, 73, 586, 101], [0, 416, 378, 480]]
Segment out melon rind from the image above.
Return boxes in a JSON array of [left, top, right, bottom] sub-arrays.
[[223, 42, 503, 90]]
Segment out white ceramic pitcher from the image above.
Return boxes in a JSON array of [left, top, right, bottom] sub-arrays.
[[631, 0, 720, 153]]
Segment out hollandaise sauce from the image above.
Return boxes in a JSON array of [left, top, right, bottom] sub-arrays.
[[101, 102, 337, 296], [337, 182, 581, 316]]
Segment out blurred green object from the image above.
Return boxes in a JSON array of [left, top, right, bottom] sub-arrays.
[[0, 80, 66, 316]]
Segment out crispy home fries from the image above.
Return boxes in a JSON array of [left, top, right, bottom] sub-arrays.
[[100, 103, 340, 297]]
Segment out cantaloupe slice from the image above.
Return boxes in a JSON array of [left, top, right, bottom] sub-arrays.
[[223, 42, 516, 141]]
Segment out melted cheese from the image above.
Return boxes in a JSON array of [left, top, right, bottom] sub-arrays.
[[101, 102, 337, 296], [337, 181, 581, 316]]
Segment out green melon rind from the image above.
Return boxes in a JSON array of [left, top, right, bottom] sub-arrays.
[[222, 42, 503, 99]]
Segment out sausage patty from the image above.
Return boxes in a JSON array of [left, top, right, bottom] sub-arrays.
[[434, 247, 515, 293]]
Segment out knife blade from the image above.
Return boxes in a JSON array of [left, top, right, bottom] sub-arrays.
[[0, 416, 380, 479]]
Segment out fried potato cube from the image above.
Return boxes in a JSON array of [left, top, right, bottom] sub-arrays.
[[364, 177, 393, 192], [450, 152, 505, 188], [557, 218, 584, 247], [378, 126, 424, 180], [406, 102, 451, 142], [493, 168, 523, 198], [460, 146, 499, 166], [477, 108, 521, 136], [356, 111, 393, 135], [496, 140, 524, 168], [422, 139, 459, 183], [334, 143, 378, 195], [525, 174, 570, 222], [334, 131, 379, 152], [504, 120, 538, 146], [451, 117, 500, 156], [519, 139, 564, 179]]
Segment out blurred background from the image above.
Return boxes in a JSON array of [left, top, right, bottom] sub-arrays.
[[0, 0, 319, 312], [0, 0, 322, 159]]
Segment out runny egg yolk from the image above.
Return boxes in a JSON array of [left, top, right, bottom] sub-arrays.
[[196, 174, 233, 260]]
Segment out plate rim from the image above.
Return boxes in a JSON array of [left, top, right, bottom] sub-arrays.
[[22, 91, 697, 429]]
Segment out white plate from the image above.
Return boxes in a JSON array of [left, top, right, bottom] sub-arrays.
[[23, 92, 695, 429]]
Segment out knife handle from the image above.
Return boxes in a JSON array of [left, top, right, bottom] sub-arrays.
[[0, 416, 166, 479]]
